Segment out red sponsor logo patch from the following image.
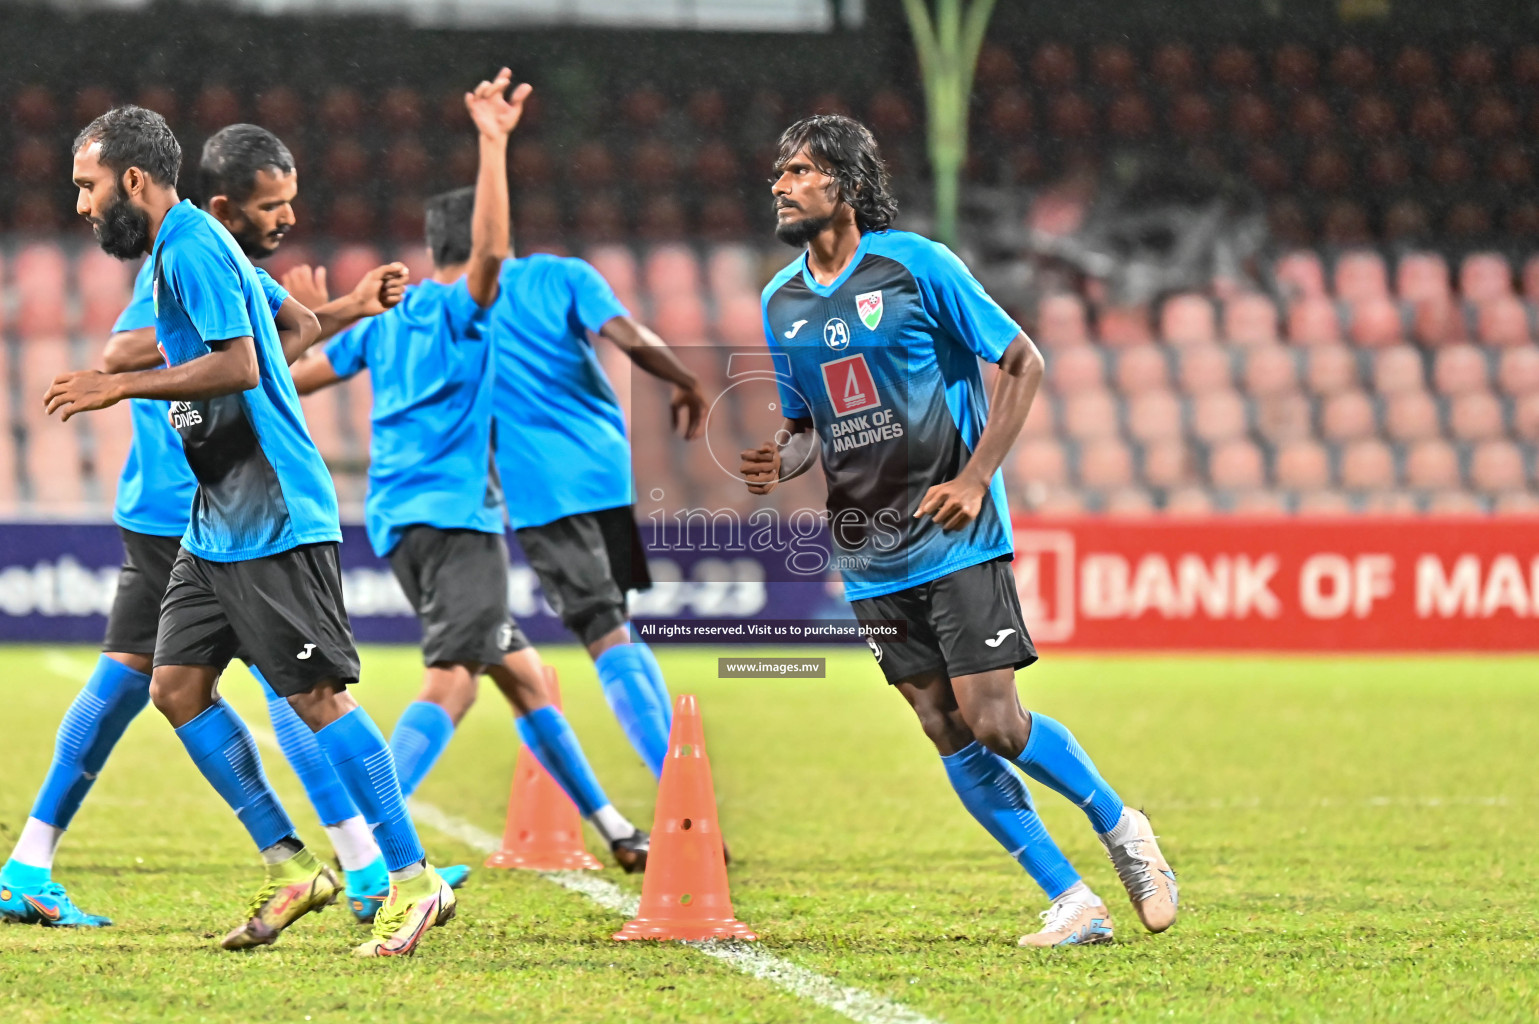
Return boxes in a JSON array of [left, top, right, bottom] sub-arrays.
[[820, 353, 882, 418]]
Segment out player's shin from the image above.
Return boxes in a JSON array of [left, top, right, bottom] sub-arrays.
[[514, 705, 636, 843], [1011, 712, 1125, 834], [174, 699, 297, 851], [315, 707, 428, 879], [942, 741, 1081, 899], [594, 643, 669, 778]]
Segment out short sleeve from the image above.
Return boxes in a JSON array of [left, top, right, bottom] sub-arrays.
[[763, 328, 810, 421], [253, 267, 290, 318], [324, 319, 374, 379], [163, 240, 255, 344], [913, 242, 1020, 363], [566, 259, 630, 334], [112, 260, 157, 333]]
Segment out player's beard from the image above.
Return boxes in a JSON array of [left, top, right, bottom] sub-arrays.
[[91, 185, 151, 260], [775, 208, 833, 248], [229, 220, 289, 259]]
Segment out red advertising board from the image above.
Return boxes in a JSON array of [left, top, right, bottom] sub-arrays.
[[1011, 518, 1539, 651]]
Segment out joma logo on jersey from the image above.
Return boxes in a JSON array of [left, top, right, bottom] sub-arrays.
[[855, 290, 883, 330], [169, 401, 203, 429], [821, 353, 882, 417]]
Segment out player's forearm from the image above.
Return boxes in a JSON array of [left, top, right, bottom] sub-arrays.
[[467, 132, 511, 307], [102, 328, 163, 373], [289, 350, 342, 396], [311, 298, 367, 345], [108, 341, 261, 401], [961, 334, 1044, 484], [608, 320, 699, 392]]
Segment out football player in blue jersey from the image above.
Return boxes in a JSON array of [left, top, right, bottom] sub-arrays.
[[287, 73, 651, 871], [741, 115, 1179, 948], [0, 123, 420, 929], [43, 103, 455, 956]]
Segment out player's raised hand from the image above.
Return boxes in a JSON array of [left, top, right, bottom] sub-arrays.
[[671, 382, 707, 440], [282, 265, 330, 310], [351, 262, 410, 316], [740, 442, 780, 494], [44, 370, 122, 421], [465, 68, 533, 139], [914, 471, 988, 531]]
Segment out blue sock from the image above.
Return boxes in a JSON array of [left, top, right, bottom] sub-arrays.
[[345, 859, 389, 896], [943, 741, 1080, 898], [633, 641, 674, 733], [388, 701, 456, 799], [515, 705, 609, 817], [253, 666, 359, 826], [316, 708, 424, 872], [594, 643, 669, 779], [174, 700, 295, 851], [29, 656, 151, 829], [1012, 713, 1125, 834]]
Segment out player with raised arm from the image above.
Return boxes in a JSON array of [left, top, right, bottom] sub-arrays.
[[288, 72, 651, 871], [741, 116, 1178, 947], [0, 123, 418, 929], [44, 104, 452, 957]]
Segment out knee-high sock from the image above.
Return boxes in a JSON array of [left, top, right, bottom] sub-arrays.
[[388, 701, 455, 799], [594, 644, 669, 779], [515, 706, 609, 817], [943, 741, 1081, 899], [632, 641, 674, 732], [253, 666, 360, 826], [316, 708, 424, 873], [28, 656, 151, 834], [174, 700, 295, 851], [1011, 713, 1125, 834]]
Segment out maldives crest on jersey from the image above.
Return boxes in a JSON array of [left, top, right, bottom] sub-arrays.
[[855, 290, 883, 330]]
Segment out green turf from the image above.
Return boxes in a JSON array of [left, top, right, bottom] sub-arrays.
[[3, 645, 1537, 1023]]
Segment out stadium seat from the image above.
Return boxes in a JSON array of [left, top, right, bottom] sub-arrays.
[[194, 83, 242, 133], [1106, 92, 1155, 138], [1371, 346, 1426, 396], [1272, 43, 1318, 89], [1253, 393, 1313, 443], [1359, 490, 1420, 515], [1275, 251, 1327, 299], [1339, 438, 1397, 491], [1474, 298, 1533, 347], [1078, 438, 1134, 490], [714, 294, 765, 347], [1330, 44, 1376, 88], [651, 295, 709, 344], [1383, 390, 1441, 443], [1322, 201, 1373, 246], [631, 139, 676, 189], [1232, 491, 1290, 516], [14, 242, 70, 338], [1223, 294, 1280, 345], [1011, 439, 1068, 487], [1348, 298, 1405, 347], [1469, 440, 1527, 493], [13, 135, 59, 186], [254, 86, 304, 135], [1240, 344, 1298, 397], [1405, 439, 1461, 489], [585, 245, 642, 310], [1190, 390, 1248, 444], [1168, 92, 1216, 140], [704, 244, 755, 302], [1287, 297, 1343, 345], [1047, 92, 1097, 139], [1411, 296, 1467, 347], [1390, 45, 1439, 89], [24, 423, 86, 510], [571, 142, 617, 188], [1150, 42, 1199, 88], [1246, 148, 1292, 194], [1102, 487, 1156, 516], [1049, 345, 1105, 394], [1443, 201, 1491, 238], [1396, 252, 1451, 304], [1304, 345, 1359, 395], [1319, 391, 1376, 442], [1522, 256, 1539, 301], [1335, 251, 1390, 303], [1288, 93, 1335, 139], [1140, 439, 1194, 489], [1497, 347, 1539, 395], [1211, 44, 1260, 89], [1270, 200, 1314, 247], [1410, 94, 1458, 142], [1427, 491, 1487, 514], [985, 89, 1034, 140], [1274, 440, 1331, 490], [1460, 253, 1514, 302], [1493, 491, 1539, 515], [1029, 42, 1078, 88], [1448, 392, 1506, 442], [1452, 42, 1497, 86], [1432, 345, 1491, 397], [1349, 94, 1397, 140], [300, 390, 348, 465], [1061, 390, 1120, 441], [1033, 488, 1086, 516], [12, 84, 58, 133], [1159, 295, 1216, 345], [1369, 149, 1414, 191], [575, 196, 626, 239], [1088, 42, 1138, 88], [1228, 93, 1276, 140], [326, 245, 384, 298], [1208, 439, 1265, 490], [326, 196, 376, 243], [1295, 491, 1353, 515], [643, 245, 702, 302], [339, 375, 372, 458], [1125, 390, 1183, 444], [1112, 344, 1169, 395], [1164, 486, 1214, 515], [1020, 394, 1057, 438], [1036, 294, 1090, 348], [1176, 344, 1233, 395]]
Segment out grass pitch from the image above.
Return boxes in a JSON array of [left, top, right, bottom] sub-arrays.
[[2, 644, 1537, 1023]]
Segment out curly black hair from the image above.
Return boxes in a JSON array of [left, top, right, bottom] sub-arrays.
[[200, 124, 294, 204], [72, 105, 181, 187], [774, 114, 897, 233]]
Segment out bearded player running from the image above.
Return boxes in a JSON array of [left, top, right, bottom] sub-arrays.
[[741, 115, 1178, 948]]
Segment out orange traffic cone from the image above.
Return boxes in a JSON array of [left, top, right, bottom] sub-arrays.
[[484, 666, 604, 871], [614, 694, 756, 941]]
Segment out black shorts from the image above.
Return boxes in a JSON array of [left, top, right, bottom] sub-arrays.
[[388, 526, 528, 667], [850, 558, 1038, 685], [515, 506, 653, 647], [154, 543, 361, 698], [102, 528, 182, 655]]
